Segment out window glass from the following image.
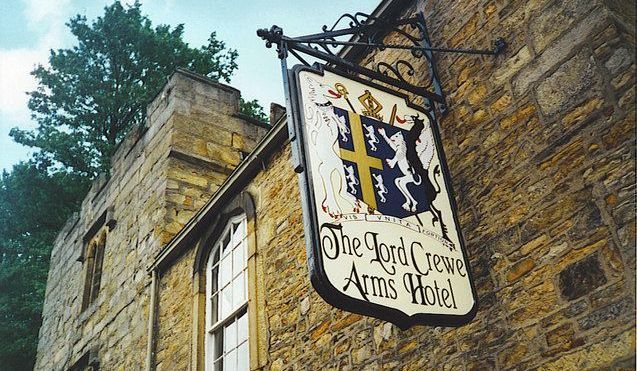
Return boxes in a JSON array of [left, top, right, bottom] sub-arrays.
[[224, 350, 237, 371], [220, 255, 232, 287], [220, 287, 232, 319], [237, 342, 248, 371], [232, 246, 244, 275], [210, 293, 218, 325], [237, 312, 248, 343], [233, 273, 245, 305]]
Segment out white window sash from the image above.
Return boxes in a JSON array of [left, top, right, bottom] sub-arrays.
[[207, 301, 248, 334]]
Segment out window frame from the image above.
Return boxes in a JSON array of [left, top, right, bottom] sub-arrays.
[[81, 230, 107, 311], [205, 213, 249, 370], [192, 192, 267, 371]]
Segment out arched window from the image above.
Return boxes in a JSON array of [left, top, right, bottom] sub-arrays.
[[82, 231, 106, 310], [205, 214, 249, 371]]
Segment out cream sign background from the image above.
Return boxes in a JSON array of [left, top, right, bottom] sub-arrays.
[[292, 66, 477, 328]]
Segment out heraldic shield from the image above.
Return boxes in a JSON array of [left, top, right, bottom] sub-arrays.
[[334, 107, 444, 222], [292, 65, 478, 329]]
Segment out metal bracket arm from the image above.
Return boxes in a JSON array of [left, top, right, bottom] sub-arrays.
[[257, 11, 507, 116], [292, 37, 507, 57]]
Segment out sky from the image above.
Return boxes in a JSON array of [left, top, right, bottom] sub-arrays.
[[0, 0, 379, 172]]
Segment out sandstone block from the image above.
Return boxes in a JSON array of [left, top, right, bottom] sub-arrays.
[[529, 0, 596, 53], [206, 141, 242, 167], [494, 46, 532, 85], [466, 83, 488, 107], [611, 64, 635, 90], [545, 323, 576, 348], [535, 52, 601, 116], [499, 103, 536, 130], [578, 297, 633, 331], [512, 9, 608, 96], [490, 92, 513, 113], [561, 98, 604, 128], [506, 258, 536, 282], [605, 48, 633, 76], [497, 343, 527, 369], [558, 253, 607, 301], [539, 329, 635, 370], [589, 281, 628, 309]]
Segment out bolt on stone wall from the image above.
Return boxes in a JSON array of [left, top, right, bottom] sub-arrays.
[[35, 70, 267, 370]]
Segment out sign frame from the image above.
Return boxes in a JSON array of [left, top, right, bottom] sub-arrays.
[[289, 63, 478, 329]]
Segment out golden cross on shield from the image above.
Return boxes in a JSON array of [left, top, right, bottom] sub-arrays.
[[338, 111, 383, 210]]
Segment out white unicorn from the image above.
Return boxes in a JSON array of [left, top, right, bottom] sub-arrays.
[[303, 76, 359, 217]]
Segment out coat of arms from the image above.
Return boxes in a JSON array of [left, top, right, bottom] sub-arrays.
[[292, 65, 477, 329]]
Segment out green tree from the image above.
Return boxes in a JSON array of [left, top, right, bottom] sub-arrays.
[[11, 0, 239, 177], [240, 98, 268, 123], [0, 162, 90, 370]]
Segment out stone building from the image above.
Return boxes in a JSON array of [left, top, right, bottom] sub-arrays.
[[36, 0, 635, 370]]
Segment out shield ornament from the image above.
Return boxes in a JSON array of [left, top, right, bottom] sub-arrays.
[[334, 107, 438, 219]]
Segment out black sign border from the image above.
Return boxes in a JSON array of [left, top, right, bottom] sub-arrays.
[[290, 64, 478, 330]]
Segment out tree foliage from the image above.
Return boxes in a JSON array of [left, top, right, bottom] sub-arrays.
[[240, 98, 268, 123], [11, 1, 239, 176], [0, 162, 90, 370]]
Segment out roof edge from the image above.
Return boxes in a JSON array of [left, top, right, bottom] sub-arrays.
[[174, 68, 241, 94]]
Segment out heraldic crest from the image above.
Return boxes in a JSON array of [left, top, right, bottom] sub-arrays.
[[292, 66, 476, 329], [301, 72, 452, 248]]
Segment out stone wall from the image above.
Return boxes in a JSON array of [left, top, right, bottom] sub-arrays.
[[154, 0, 635, 369], [155, 247, 198, 371], [35, 70, 267, 370]]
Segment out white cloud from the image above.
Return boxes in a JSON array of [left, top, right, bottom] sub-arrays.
[[1, 0, 155, 169], [0, 0, 74, 125], [0, 48, 41, 124], [23, 0, 72, 29], [24, 0, 71, 50]]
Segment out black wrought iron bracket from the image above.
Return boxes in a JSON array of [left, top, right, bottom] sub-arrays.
[[258, 11, 506, 117]]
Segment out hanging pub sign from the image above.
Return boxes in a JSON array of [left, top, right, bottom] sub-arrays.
[[290, 65, 477, 329], [258, 10, 504, 329]]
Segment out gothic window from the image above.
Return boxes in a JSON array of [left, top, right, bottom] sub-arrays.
[[205, 214, 249, 371], [82, 231, 106, 311], [68, 347, 99, 370]]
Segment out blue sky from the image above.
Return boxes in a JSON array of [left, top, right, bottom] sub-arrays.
[[0, 0, 379, 171]]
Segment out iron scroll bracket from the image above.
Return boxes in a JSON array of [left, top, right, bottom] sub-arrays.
[[258, 11, 506, 117]]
